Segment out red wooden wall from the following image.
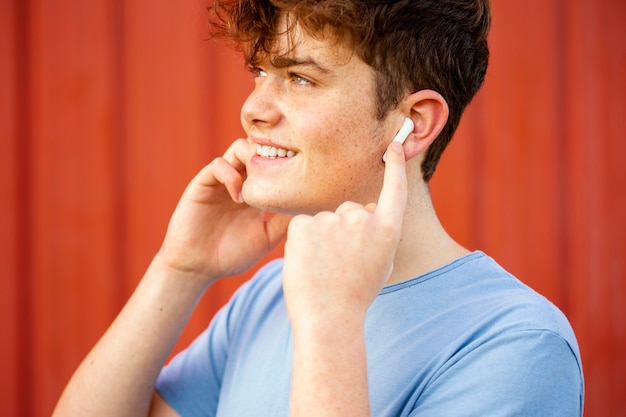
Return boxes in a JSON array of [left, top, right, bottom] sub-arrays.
[[1, 0, 624, 416]]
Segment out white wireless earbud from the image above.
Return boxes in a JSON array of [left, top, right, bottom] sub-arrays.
[[382, 117, 414, 162]]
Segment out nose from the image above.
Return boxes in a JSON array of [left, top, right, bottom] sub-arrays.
[[240, 79, 282, 129]]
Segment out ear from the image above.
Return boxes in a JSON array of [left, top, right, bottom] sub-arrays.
[[401, 90, 449, 161]]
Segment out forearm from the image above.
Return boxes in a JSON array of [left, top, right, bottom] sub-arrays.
[[290, 318, 370, 417], [53, 254, 212, 417]]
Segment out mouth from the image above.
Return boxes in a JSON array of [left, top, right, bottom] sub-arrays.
[[254, 143, 297, 159]]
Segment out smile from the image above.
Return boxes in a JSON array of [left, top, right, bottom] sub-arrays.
[[255, 144, 296, 159]]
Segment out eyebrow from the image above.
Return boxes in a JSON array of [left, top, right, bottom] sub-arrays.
[[269, 55, 332, 75]]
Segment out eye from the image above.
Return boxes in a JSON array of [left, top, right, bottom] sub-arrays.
[[249, 66, 267, 78], [289, 72, 313, 87]]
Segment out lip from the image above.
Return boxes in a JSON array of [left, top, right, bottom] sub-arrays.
[[249, 135, 292, 150], [247, 136, 298, 169]]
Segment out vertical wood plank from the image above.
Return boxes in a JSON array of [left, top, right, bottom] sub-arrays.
[[563, 0, 626, 415], [118, 0, 229, 292], [117, 0, 251, 355], [0, 1, 27, 415], [474, 0, 564, 304], [26, 0, 123, 414]]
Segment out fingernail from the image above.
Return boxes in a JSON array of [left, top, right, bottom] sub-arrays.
[[390, 142, 403, 154]]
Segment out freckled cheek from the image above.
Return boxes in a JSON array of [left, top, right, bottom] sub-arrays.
[[311, 126, 382, 177]]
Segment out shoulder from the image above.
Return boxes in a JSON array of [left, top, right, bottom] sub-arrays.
[[373, 252, 584, 415], [413, 327, 584, 416], [432, 253, 585, 415], [439, 252, 581, 364], [463, 253, 579, 348]]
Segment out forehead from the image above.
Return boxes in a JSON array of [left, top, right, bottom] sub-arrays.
[[253, 14, 355, 68]]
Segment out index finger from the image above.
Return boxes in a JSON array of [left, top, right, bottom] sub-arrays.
[[222, 138, 253, 173], [376, 142, 408, 220]]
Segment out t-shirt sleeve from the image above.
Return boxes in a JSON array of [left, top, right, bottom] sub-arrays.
[[154, 259, 284, 417], [154, 301, 230, 417], [410, 329, 584, 417]]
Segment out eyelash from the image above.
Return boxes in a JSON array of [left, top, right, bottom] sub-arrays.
[[249, 66, 266, 78], [248, 66, 314, 88], [288, 72, 313, 87]]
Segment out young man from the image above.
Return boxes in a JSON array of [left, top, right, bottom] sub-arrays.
[[54, 1, 583, 416]]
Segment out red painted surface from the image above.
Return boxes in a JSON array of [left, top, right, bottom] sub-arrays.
[[1, 0, 624, 415]]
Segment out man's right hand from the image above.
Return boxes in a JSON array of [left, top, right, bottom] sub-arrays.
[[53, 138, 291, 417], [158, 138, 292, 282]]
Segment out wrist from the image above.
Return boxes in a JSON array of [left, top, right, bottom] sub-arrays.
[[148, 252, 217, 295], [290, 308, 366, 343], [154, 248, 219, 282], [290, 309, 370, 417]]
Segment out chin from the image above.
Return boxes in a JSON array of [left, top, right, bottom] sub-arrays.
[[241, 181, 323, 216], [242, 182, 290, 213]]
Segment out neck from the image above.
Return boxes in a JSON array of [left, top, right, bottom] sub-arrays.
[[387, 180, 470, 285]]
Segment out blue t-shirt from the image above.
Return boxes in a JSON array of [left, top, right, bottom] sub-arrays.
[[156, 251, 584, 416]]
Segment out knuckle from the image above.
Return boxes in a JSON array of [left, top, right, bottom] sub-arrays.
[[288, 214, 311, 231], [336, 201, 363, 213], [377, 220, 399, 241]]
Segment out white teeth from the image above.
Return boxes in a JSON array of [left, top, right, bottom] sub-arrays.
[[255, 144, 296, 159]]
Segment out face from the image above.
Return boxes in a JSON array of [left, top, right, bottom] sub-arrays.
[[240, 23, 403, 215]]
